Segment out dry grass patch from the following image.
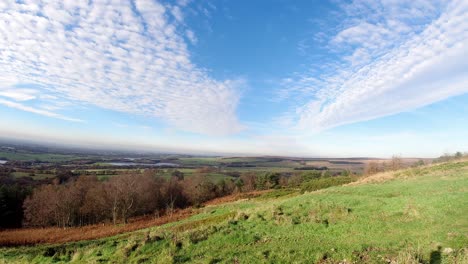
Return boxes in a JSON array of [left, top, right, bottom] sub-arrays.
[[349, 159, 468, 186], [0, 208, 195, 246]]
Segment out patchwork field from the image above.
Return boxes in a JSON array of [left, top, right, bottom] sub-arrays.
[[1, 160, 466, 263]]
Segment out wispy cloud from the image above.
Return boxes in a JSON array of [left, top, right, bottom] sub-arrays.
[[0, 88, 38, 101], [0, 98, 83, 122], [0, 0, 242, 135], [279, 0, 468, 131], [0, 86, 80, 120]]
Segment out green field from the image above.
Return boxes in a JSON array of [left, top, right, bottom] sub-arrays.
[[0, 151, 82, 162], [177, 157, 222, 166], [73, 168, 233, 182], [1, 161, 467, 263]]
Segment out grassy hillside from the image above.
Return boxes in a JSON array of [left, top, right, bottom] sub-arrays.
[[1, 161, 467, 263]]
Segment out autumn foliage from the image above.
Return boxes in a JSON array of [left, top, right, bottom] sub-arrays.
[[21, 171, 233, 228]]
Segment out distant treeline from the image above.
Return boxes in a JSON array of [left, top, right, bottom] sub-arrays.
[[224, 163, 256, 168], [294, 166, 328, 170], [328, 161, 364, 165]]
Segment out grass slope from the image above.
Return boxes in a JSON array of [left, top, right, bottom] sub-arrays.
[[1, 161, 467, 263]]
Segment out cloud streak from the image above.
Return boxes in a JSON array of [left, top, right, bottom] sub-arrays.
[[0, 88, 38, 101], [0, 0, 242, 135], [280, 0, 468, 131], [0, 98, 83, 122]]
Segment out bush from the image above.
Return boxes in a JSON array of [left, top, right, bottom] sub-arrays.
[[301, 171, 322, 181], [255, 173, 280, 190]]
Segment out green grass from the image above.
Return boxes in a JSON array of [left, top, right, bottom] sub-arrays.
[[1, 161, 467, 263]]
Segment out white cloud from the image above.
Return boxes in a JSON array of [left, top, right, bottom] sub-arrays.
[[0, 98, 83, 122], [0, 88, 37, 101], [171, 6, 184, 22], [186, 30, 197, 44], [0, 0, 242, 135], [280, 0, 468, 131]]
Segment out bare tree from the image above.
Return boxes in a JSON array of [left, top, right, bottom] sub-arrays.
[[105, 174, 141, 224], [163, 176, 186, 216], [23, 185, 57, 227], [240, 172, 256, 192], [364, 161, 381, 175], [184, 174, 217, 205], [80, 182, 110, 224], [390, 155, 402, 171]]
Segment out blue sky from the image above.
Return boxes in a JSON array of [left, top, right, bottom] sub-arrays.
[[0, 0, 467, 157]]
